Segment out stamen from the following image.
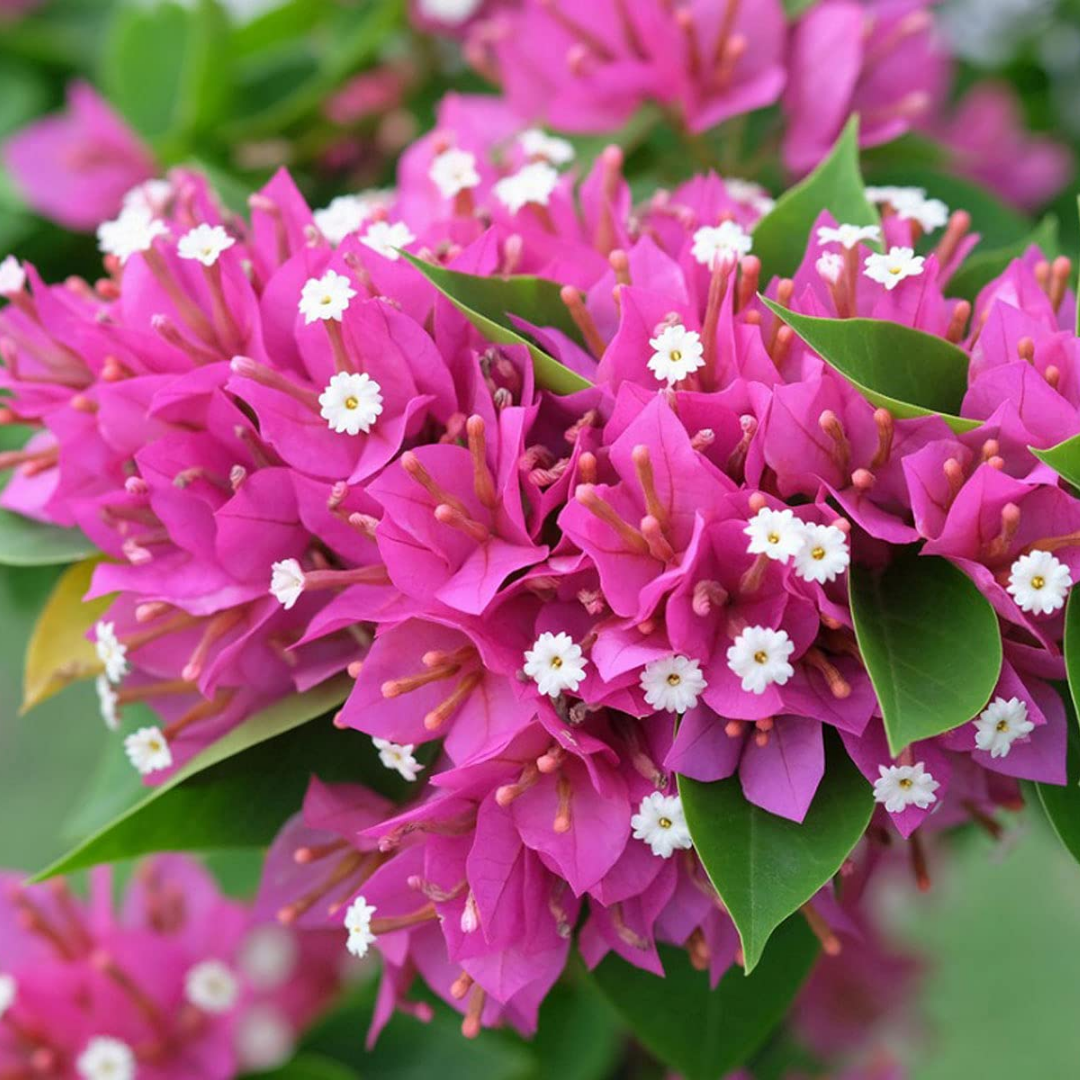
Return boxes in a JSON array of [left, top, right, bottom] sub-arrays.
[[324, 319, 355, 375], [700, 259, 730, 385], [91, 950, 168, 1031], [229, 356, 320, 410], [909, 831, 931, 892], [803, 648, 851, 699], [450, 971, 474, 1000], [693, 579, 728, 615], [641, 515, 675, 562], [933, 210, 972, 269], [152, 313, 221, 365], [736, 255, 760, 312], [116, 678, 194, 705], [560, 286, 606, 359], [738, 552, 770, 594], [1049, 256, 1072, 313], [423, 671, 483, 730], [401, 452, 469, 516], [277, 852, 366, 924], [870, 408, 894, 469], [575, 484, 649, 554], [382, 661, 461, 698], [687, 927, 710, 971], [461, 983, 486, 1039], [1017, 336, 1035, 363], [294, 839, 349, 864], [496, 764, 540, 807], [984, 502, 1021, 561], [631, 445, 669, 529], [800, 903, 842, 956], [466, 415, 498, 509], [818, 410, 851, 472], [163, 687, 237, 741], [943, 458, 965, 503], [435, 503, 490, 544], [945, 300, 971, 344], [370, 902, 438, 935], [851, 467, 875, 491]]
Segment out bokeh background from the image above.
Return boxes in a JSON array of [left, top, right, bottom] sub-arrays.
[[4, 1, 1080, 1076]]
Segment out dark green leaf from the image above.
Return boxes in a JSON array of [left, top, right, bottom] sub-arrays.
[[244, 1052, 360, 1080], [403, 255, 592, 394], [0, 60, 50, 139], [528, 976, 624, 1080], [0, 509, 96, 567], [948, 215, 1059, 303], [589, 920, 818, 1080], [302, 980, 535, 1080], [33, 676, 354, 880], [761, 298, 980, 432], [679, 733, 871, 972], [752, 117, 878, 279], [1035, 680, 1080, 866], [850, 551, 1002, 755], [1031, 433, 1080, 490]]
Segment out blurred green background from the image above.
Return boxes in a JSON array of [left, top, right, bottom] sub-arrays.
[[3, 562, 1080, 1079]]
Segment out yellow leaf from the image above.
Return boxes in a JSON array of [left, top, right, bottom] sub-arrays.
[[22, 557, 112, 713]]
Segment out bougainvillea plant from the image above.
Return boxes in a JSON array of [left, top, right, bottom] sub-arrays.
[[2, 3, 1080, 1080]]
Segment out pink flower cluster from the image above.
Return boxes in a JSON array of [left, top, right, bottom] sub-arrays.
[[1, 93, 1077, 1041], [0, 856, 343, 1078]]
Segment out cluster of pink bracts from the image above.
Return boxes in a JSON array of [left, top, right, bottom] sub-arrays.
[[0, 855, 343, 1079], [0, 89, 1077, 1051]]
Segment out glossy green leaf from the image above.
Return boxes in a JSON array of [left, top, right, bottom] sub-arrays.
[[33, 676, 353, 880], [244, 1053, 360, 1080], [0, 509, 96, 567], [948, 215, 1059, 303], [403, 255, 592, 394], [752, 117, 878, 279], [761, 298, 980, 433], [590, 920, 818, 1080], [22, 556, 111, 712], [850, 551, 1002, 755], [1031, 433, 1080, 489], [679, 733, 871, 972]]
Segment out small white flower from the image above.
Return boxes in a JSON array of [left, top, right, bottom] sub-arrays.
[[418, 0, 482, 23], [318, 371, 384, 436], [96, 206, 168, 263], [744, 507, 806, 563], [816, 252, 844, 284], [96, 675, 120, 731], [0, 973, 15, 1020], [723, 177, 774, 215], [892, 191, 949, 233], [238, 926, 299, 991], [793, 523, 850, 584], [373, 737, 423, 781], [631, 792, 693, 859], [0, 255, 26, 295], [691, 220, 753, 269], [817, 223, 882, 249], [974, 696, 1035, 759], [76, 1037, 136, 1080], [863, 246, 925, 290], [177, 223, 235, 266], [647, 323, 705, 385], [361, 220, 416, 260], [872, 762, 940, 813], [270, 558, 305, 610], [124, 726, 172, 776], [299, 269, 357, 324], [865, 184, 924, 206], [523, 631, 588, 697], [235, 1004, 294, 1072], [1007, 550, 1072, 615], [429, 148, 481, 199], [519, 128, 575, 166], [343, 896, 377, 958], [314, 195, 373, 245], [94, 621, 128, 684], [185, 959, 240, 1014], [726, 626, 795, 695], [640, 655, 707, 714], [494, 162, 560, 214], [122, 178, 173, 215]]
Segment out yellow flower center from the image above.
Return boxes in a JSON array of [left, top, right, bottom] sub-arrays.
[[670, 349, 682, 362], [754, 650, 768, 664], [658, 817, 672, 829], [345, 396, 359, 410], [551, 656, 563, 669], [996, 719, 1010, 732], [812, 546, 826, 560], [1031, 575, 1045, 589], [666, 673, 681, 686], [898, 777, 913, 789], [767, 532, 780, 544]]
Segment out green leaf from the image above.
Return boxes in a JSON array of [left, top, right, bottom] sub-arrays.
[[101, 0, 232, 150], [589, 919, 819, 1080], [1031, 433, 1080, 489], [244, 1053, 360, 1080], [32, 676, 353, 880], [528, 976, 623, 1080], [948, 215, 1059, 303], [1036, 632, 1080, 864], [751, 117, 878, 280], [0, 509, 96, 567], [850, 551, 1002, 755], [761, 299, 980, 433], [782, 0, 821, 15], [22, 556, 111, 712], [403, 255, 592, 394], [679, 733, 872, 972]]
